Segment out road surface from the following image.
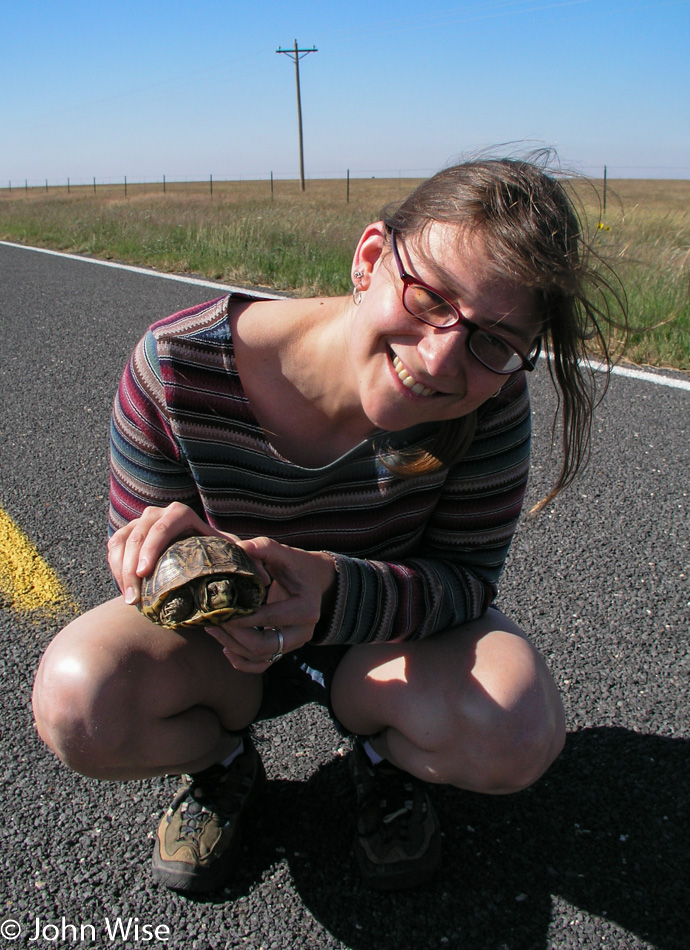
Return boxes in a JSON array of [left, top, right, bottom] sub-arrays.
[[0, 241, 688, 950]]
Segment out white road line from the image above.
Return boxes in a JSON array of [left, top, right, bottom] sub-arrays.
[[541, 353, 690, 391], [3, 240, 689, 392], [0, 240, 285, 297], [590, 360, 690, 391]]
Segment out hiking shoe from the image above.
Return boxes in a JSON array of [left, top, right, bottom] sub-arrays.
[[152, 739, 265, 893], [350, 741, 441, 890]]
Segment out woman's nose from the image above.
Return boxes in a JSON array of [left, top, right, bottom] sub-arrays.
[[418, 325, 468, 379]]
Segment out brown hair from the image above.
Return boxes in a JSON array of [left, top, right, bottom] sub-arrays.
[[378, 153, 627, 509]]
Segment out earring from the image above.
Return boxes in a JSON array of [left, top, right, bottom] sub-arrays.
[[353, 270, 364, 305]]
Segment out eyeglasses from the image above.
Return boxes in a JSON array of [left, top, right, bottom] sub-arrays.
[[389, 230, 541, 375]]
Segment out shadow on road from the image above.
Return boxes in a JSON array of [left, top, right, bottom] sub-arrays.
[[222, 727, 688, 950]]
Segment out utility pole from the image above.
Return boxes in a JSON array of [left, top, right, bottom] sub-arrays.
[[276, 39, 317, 192]]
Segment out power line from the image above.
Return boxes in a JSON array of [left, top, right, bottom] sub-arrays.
[[276, 40, 317, 192]]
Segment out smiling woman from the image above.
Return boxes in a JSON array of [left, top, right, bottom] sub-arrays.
[[32, 154, 626, 896]]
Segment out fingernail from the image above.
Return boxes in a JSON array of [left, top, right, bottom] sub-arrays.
[[125, 587, 137, 605], [137, 557, 149, 573]]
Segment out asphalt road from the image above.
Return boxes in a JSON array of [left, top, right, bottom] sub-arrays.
[[0, 241, 688, 950]]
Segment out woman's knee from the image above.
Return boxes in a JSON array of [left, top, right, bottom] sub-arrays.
[[438, 636, 566, 793], [32, 602, 162, 777], [454, 683, 566, 793], [402, 624, 566, 794]]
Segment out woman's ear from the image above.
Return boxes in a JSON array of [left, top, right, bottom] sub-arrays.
[[351, 221, 386, 291]]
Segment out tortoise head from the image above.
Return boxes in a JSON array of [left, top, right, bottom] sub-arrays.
[[199, 576, 237, 613]]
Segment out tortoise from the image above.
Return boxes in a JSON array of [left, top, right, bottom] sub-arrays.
[[139, 535, 266, 629]]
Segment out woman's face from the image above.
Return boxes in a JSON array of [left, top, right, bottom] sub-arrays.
[[346, 221, 543, 434]]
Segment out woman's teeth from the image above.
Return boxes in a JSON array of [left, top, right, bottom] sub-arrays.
[[392, 355, 435, 397]]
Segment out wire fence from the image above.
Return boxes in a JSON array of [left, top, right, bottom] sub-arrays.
[[3, 164, 689, 200], [2, 168, 437, 198]]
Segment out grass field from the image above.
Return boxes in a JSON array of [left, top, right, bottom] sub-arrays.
[[1, 176, 688, 369]]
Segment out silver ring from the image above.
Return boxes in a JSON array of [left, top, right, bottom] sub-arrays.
[[268, 629, 284, 664]]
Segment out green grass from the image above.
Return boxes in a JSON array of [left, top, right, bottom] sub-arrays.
[[1, 176, 688, 369]]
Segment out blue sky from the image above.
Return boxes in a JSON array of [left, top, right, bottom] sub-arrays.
[[2, 0, 689, 184]]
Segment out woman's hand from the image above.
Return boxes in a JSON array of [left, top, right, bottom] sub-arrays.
[[107, 503, 232, 605], [205, 537, 337, 674]]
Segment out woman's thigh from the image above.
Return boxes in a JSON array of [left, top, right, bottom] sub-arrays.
[[330, 608, 565, 793]]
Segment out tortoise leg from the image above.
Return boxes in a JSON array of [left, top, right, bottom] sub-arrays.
[[159, 587, 195, 626]]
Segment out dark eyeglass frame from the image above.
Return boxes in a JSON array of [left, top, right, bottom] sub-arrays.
[[389, 230, 541, 375]]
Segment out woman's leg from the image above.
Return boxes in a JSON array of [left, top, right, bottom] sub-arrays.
[[32, 597, 264, 780], [331, 608, 565, 794]]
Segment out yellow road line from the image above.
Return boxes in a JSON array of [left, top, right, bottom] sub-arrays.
[[0, 507, 79, 618]]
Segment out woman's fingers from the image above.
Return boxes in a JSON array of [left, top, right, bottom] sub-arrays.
[[133, 504, 216, 576], [206, 624, 287, 673], [238, 537, 336, 615], [107, 503, 221, 603], [204, 538, 338, 672]]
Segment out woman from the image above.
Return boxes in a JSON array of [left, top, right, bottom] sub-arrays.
[[32, 157, 623, 893]]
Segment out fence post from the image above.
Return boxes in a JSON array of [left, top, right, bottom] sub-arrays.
[[163, 175, 166, 194], [346, 168, 350, 204], [603, 165, 607, 217], [25, 180, 28, 194], [210, 174, 213, 196], [271, 171, 274, 200], [45, 179, 48, 192], [93, 177, 96, 194], [67, 178, 70, 194], [124, 176, 127, 197]]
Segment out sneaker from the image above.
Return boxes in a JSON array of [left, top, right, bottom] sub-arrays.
[[350, 741, 441, 890], [152, 739, 265, 892]]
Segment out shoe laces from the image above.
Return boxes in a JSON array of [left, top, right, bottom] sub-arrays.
[[356, 757, 427, 844], [375, 766, 424, 838], [169, 761, 251, 837]]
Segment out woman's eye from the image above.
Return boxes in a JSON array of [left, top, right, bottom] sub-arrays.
[[409, 286, 454, 320], [480, 332, 512, 352]]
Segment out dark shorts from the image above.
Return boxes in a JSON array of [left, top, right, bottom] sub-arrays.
[[255, 643, 351, 733]]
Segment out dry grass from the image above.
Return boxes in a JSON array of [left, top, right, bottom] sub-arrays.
[[1, 176, 688, 368], [569, 179, 690, 369], [0, 178, 419, 297]]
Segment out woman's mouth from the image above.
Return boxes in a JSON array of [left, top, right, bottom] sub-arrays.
[[392, 355, 436, 397]]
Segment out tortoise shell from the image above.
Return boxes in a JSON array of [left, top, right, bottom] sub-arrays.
[[139, 535, 265, 629]]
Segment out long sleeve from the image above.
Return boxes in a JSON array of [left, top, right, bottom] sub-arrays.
[[109, 329, 203, 533]]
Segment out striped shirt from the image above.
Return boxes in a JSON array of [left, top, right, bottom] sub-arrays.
[[110, 295, 531, 645]]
